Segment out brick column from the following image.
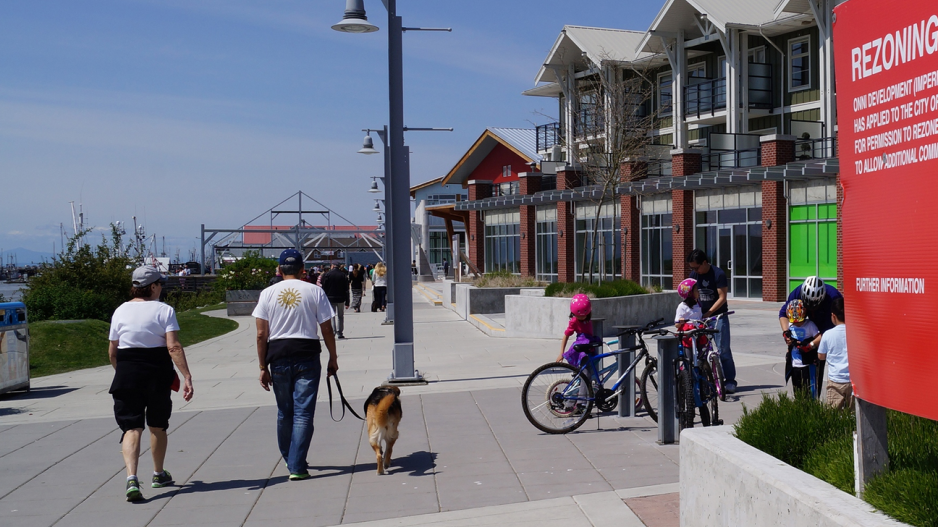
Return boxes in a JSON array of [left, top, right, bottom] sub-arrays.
[[671, 189, 695, 286], [467, 180, 491, 273], [556, 167, 580, 282], [761, 181, 788, 301], [619, 159, 647, 282], [670, 148, 703, 177], [760, 134, 796, 167], [519, 173, 541, 277], [669, 150, 700, 287]]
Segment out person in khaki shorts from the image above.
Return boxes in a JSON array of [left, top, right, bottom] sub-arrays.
[[817, 297, 851, 409]]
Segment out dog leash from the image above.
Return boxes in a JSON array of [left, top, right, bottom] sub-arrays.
[[327, 373, 365, 422]]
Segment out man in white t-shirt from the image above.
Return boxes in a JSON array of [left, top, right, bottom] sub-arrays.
[[253, 249, 338, 481]]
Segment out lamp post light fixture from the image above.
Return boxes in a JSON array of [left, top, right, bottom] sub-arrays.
[[373, 200, 382, 212], [368, 178, 380, 193], [334, 0, 450, 384], [359, 134, 380, 155]]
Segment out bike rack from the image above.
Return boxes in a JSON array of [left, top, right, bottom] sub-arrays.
[[614, 325, 641, 418], [655, 334, 680, 444]]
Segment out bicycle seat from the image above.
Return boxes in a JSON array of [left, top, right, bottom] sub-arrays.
[[573, 343, 599, 353]]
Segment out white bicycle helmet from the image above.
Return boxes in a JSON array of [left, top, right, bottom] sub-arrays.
[[800, 276, 827, 308]]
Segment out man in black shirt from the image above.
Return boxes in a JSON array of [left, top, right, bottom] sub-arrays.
[[320, 264, 350, 339], [687, 249, 737, 394]]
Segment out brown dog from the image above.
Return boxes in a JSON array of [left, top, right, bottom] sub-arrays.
[[364, 386, 402, 475]]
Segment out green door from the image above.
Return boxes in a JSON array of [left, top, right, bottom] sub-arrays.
[[789, 204, 837, 291]]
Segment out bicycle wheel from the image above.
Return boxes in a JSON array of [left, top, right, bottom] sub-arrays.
[[677, 366, 696, 430], [640, 362, 659, 423], [710, 354, 726, 402], [521, 362, 594, 434]]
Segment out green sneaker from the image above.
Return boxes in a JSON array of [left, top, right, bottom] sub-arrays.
[[126, 477, 143, 502], [288, 472, 311, 481], [152, 470, 174, 488]]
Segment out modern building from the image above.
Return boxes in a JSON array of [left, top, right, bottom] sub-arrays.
[[410, 177, 467, 272], [453, 0, 840, 301]]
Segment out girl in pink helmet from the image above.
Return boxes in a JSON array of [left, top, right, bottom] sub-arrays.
[[675, 278, 702, 327], [555, 294, 600, 367]]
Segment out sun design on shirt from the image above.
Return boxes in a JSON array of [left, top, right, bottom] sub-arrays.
[[277, 288, 302, 309]]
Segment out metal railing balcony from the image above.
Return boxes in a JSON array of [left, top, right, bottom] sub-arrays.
[[703, 133, 762, 170], [574, 108, 605, 139], [684, 63, 774, 119], [536, 122, 561, 153], [795, 136, 838, 160]]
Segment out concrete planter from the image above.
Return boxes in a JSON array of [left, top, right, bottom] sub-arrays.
[[680, 426, 908, 527], [226, 290, 262, 316], [445, 283, 546, 320], [504, 291, 678, 338]]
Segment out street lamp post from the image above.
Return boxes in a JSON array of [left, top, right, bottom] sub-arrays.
[[360, 127, 395, 325], [334, 0, 450, 382]]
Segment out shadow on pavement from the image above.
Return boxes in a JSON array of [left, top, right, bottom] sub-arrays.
[[387, 450, 437, 477], [0, 386, 77, 400], [0, 407, 26, 416]]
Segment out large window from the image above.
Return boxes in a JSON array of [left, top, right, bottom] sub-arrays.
[[694, 187, 763, 299], [575, 203, 620, 282], [641, 195, 673, 289], [429, 231, 464, 266], [788, 179, 837, 291], [535, 207, 558, 283], [789, 36, 811, 91], [658, 72, 673, 115], [484, 210, 521, 274]]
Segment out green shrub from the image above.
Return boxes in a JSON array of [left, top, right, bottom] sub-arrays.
[[214, 250, 278, 290], [22, 227, 133, 322], [163, 289, 226, 313], [865, 469, 938, 527], [803, 433, 855, 493], [544, 279, 649, 298], [474, 270, 544, 288], [734, 392, 855, 469]]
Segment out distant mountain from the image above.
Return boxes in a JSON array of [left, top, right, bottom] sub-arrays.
[[1, 247, 55, 265]]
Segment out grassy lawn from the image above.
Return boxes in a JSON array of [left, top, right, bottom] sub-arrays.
[[27, 303, 238, 377]]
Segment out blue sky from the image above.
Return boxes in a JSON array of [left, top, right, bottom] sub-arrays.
[[0, 0, 661, 259]]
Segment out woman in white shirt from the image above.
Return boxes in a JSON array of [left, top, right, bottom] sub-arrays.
[[373, 262, 388, 312], [108, 266, 193, 502]]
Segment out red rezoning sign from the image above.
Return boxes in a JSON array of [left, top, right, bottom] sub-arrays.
[[833, 0, 938, 419]]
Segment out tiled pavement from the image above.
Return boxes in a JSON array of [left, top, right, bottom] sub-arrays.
[[0, 286, 790, 526]]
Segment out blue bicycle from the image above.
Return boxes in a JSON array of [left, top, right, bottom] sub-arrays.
[[521, 318, 664, 434]]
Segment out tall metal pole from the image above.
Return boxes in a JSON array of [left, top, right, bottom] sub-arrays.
[[387, 0, 416, 380], [200, 224, 206, 275], [378, 127, 394, 324]]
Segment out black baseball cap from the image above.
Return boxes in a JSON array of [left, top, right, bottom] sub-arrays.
[[279, 249, 303, 265]]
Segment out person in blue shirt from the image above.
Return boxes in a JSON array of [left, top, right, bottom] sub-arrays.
[[779, 276, 843, 397], [817, 296, 851, 409], [687, 249, 737, 394]]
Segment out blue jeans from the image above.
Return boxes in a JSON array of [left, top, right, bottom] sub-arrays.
[[270, 356, 322, 475], [715, 315, 736, 384]]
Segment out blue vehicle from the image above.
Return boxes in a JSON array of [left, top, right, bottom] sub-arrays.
[[0, 302, 30, 395]]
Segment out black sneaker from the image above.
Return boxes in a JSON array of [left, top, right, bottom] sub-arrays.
[[152, 470, 174, 488], [126, 477, 143, 502], [337, 333, 346, 339]]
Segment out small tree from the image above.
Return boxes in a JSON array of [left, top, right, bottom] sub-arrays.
[[571, 62, 658, 283], [214, 250, 279, 291], [23, 225, 134, 321]]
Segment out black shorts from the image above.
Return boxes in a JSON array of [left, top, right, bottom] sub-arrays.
[[112, 381, 172, 432]]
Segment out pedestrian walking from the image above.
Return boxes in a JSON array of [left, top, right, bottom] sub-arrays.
[[373, 262, 388, 312], [442, 259, 450, 277], [686, 249, 737, 394], [108, 266, 194, 502], [253, 249, 338, 481], [321, 264, 350, 339], [349, 264, 366, 312]]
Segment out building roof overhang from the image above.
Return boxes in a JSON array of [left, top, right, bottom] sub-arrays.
[[534, 26, 650, 85], [637, 0, 787, 54], [410, 177, 444, 198], [441, 128, 540, 188]]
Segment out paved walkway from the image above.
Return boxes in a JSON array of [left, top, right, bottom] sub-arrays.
[[0, 286, 789, 526]]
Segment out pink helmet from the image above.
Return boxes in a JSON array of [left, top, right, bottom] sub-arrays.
[[570, 294, 591, 317], [677, 278, 697, 300]]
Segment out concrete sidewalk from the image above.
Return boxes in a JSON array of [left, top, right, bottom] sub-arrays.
[[0, 286, 789, 526]]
